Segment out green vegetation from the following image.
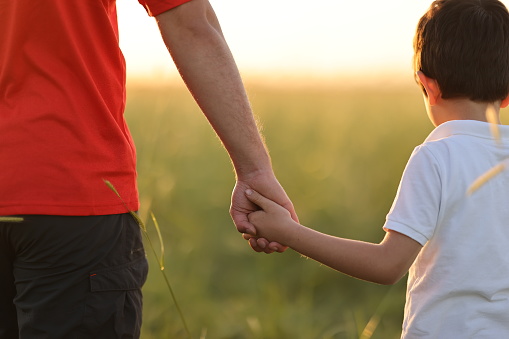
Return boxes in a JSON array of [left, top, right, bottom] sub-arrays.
[[123, 80, 455, 338]]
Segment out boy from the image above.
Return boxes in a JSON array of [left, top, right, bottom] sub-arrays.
[[243, 0, 509, 337]]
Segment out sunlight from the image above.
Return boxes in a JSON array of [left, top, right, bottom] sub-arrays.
[[117, 0, 509, 81], [116, 0, 431, 80]]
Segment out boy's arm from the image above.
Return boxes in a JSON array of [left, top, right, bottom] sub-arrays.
[[245, 189, 422, 285], [154, 0, 298, 253]]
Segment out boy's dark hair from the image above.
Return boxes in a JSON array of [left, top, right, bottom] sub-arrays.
[[414, 0, 509, 102]]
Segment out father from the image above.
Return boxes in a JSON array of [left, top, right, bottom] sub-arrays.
[[0, 0, 296, 338]]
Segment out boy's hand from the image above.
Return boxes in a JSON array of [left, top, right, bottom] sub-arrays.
[[244, 189, 296, 246], [230, 171, 298, 253]]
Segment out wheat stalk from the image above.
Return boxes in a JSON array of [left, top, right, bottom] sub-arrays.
[[104, 180, 192, 339], [0, 217, 24, 223], [467, 105, 508, 195]]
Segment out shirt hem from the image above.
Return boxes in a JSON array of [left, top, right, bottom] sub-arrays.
[[0, 201, 140, 217], [141, 0, 193, 17]]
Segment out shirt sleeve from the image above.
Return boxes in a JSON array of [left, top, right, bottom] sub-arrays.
[[383, 145, 442, 246], [138, 0, 193, 17]]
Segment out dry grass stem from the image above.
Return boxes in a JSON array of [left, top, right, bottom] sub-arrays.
[[468, 106, 508, 195], [150, 211, 165, 270], [486, 104, 501, 145], [104, 180, 192, 338], [0, 217, 24, 223], [468, 160, 507, 195]]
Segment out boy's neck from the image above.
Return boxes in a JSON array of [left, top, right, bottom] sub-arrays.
[[429, 97, 501, 127]]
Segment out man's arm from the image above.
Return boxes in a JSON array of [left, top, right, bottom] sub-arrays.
[[245, 189, 422, 284], [154, 0, 298, 252]]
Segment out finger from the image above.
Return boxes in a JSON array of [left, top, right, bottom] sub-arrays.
[[256, 237, 269, 249], [230, 209, 257, 236], [257, 238, 276, 254], [268, 241, 288, 253], [244, 189, 274, 210], [248, 237, 264, 252], [242, 233, 255, 240], [247, 237, 279, 254]]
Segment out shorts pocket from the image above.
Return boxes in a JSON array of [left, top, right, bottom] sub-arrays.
[[79, 256, 148, 339], [90, 256, 149, 292]]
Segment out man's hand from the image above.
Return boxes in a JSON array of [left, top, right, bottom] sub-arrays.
[[244, 188, 297, 245], [156, 1, 298, 253], [230, 170, 298, 253]]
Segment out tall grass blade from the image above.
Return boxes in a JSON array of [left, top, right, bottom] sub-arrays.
[[359, 284, 398, 339], [104, 180, 192, 338], [467, 162, 507, 195], [486, 104, 501, 145], [0, 217, 24, 223], [150, 211, 165, 271], [359, 315, 380, 339], [103, 180, 145, 230], [468, 106, 508, 195], [468, 103, 508, 194]]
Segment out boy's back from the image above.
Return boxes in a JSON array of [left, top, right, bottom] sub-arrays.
[[384, 119, 509, 337], [387, 1, 509, 333]]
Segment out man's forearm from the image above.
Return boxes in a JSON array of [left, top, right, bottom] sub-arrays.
[[156, 3, 271, 178], [157, 2, 298, 250]]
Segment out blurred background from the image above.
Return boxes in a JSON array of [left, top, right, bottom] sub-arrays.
[[116, 1, 509, 338], [118, 0, 432, 84]]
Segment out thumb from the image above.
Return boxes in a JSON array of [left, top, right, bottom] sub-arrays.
[[244, 189, 272, 210]]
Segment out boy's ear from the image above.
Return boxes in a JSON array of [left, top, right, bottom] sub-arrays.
[[416, 71, 441, 106], [501, 94, 509, 108]]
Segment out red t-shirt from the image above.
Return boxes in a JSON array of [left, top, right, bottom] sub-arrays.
[[0, 0, 190, 216]]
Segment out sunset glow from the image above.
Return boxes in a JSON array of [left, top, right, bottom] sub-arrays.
[[117, 0, 509, 82]]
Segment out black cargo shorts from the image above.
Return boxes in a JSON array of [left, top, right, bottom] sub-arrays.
[[0, 213, 148, 339]]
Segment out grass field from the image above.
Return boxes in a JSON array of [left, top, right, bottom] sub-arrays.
[[124, 79, 498, 339]]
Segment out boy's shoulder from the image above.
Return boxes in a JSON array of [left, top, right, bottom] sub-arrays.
[[409, 119, 507, 172], [422, 120, 506, 147]]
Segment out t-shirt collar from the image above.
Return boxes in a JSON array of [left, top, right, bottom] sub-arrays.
[[425, 120, 509, 143]]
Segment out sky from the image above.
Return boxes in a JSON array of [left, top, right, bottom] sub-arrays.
[[116, 0, 509, 83]]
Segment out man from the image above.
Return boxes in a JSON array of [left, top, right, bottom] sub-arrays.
[[0, 0, 296, 337]]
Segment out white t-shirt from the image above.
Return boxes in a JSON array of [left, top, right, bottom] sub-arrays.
[[383, 120, 509, 339]]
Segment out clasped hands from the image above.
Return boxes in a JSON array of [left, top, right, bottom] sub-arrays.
[[230, 172, 297, 254]]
